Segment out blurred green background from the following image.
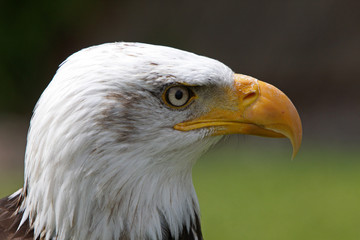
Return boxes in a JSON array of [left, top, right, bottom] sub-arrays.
[[0, 0, 359, 239]]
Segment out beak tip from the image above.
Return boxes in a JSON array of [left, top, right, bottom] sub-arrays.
[[290, 128, 302, 160], [291, 148, 299, 160]]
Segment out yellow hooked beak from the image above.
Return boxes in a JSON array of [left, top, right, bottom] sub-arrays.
[[174, 74, 302, 159]]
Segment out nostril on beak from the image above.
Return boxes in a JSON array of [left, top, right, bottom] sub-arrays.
[[243, 92, 256, 101], [242, 91, 258, 107]]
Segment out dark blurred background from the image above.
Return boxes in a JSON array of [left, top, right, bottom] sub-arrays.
[[0, 0, 359, 169]]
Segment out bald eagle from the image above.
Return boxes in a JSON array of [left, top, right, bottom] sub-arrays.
[[0, 42, 302, 240]]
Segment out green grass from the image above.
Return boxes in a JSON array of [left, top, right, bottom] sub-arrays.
[[194, 142, 360, 240], [1, 142, 359, 240]]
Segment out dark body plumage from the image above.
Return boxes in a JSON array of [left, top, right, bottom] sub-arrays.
[[0, 193, 33, 240], [160, 213, 203, 240]]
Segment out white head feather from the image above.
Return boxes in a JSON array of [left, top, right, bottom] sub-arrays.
[[20, 42, 234, 240]]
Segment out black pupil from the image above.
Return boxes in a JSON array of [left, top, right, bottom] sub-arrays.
[[175, 90, 183, 100]]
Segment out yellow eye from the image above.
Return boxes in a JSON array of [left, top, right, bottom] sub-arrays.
[[163, 85, 195, 108]]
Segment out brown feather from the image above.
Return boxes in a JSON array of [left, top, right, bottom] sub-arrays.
[[160, 211, 203, 240], [0, 191, 34, 240]]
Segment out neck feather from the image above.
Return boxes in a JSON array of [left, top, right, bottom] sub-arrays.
[[20, 145, 212, 240]]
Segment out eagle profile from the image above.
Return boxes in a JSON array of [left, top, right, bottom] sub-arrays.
[[0, 42, 302, 240]]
